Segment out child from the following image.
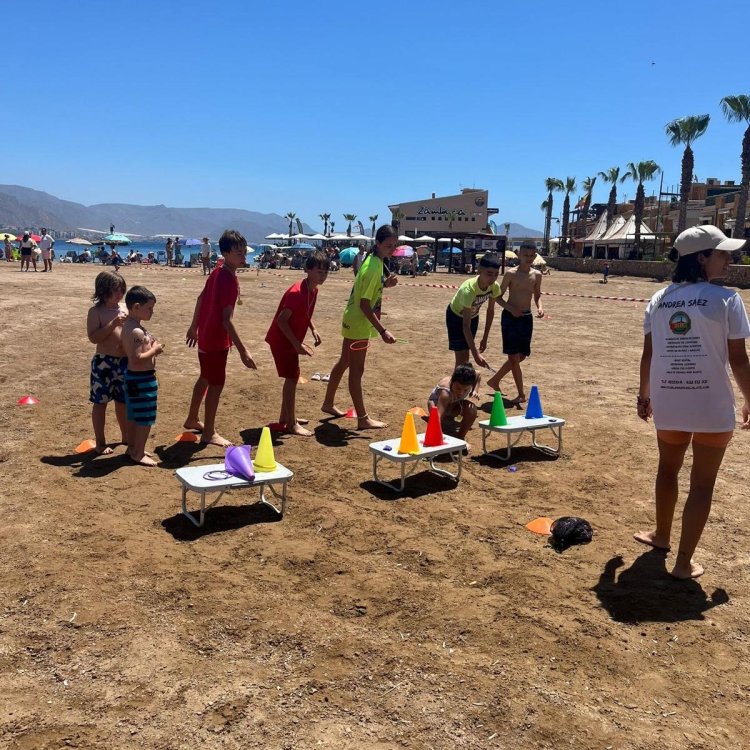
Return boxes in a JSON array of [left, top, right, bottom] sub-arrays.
[[445, 252, 509, 370], [86, 271, 129, 454], [321, 224, 399, 429], [602, 261, 610, 284], [184, 229, 256, 447], [486, 241, 544, 403], [428, 363, 480, 449], [121, 286, 164, 466], [265, 251, 330, 436]]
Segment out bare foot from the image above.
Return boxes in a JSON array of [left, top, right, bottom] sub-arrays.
[[289, 423, 313, 437], [128, 453, 156, 467], [671, 558, 704, 579], [486, 376, 500, 392], [183, 419, 204, 432], [200, 433, 233, 448], [358, 417, 387, 429], [321, 404, 346, 417], [95, 444, 114, 455], [633, 530, 671, 552]]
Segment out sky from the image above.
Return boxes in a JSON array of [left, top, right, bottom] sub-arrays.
[[4, 0, 750, 232]]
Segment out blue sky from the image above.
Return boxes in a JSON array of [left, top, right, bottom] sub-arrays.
[[4, 1, 749, 232]]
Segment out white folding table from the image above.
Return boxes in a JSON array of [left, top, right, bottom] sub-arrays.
[[479, 415, 565, 460], [175, 462, 293, 527], [368, 433, 467, 492]]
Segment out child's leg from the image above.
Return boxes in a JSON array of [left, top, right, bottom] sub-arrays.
[[348, 347, 386, 429], [128, 424, 156, 466], [672, 441, 727, 579], [454, 349, 470, 368], [457, 401, 477, 439], [634, 435, 689, 551], [184, 376, 208, 431], [281, 378, 311, 436], [508, 354, 526, 401], [92, 403, 113, 454], [322, 339, 350, 417], [487, 358, 513, 391], [201, 384, 232, 446], [114, 401, 128, 444]]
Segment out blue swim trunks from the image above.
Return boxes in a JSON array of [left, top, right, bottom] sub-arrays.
[[124, 370, 158, 426], [90, 354, 128, 404]]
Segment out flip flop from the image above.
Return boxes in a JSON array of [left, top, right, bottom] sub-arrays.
[[321, 373, 330, 382], [311, 372, 321, 381]]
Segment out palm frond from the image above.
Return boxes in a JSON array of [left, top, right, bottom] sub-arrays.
[[720, 94, 750, 123]]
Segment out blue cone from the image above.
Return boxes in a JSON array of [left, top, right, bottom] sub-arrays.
[[525, 385, 543, 419]]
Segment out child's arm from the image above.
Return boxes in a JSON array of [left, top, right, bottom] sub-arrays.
[[461, 308, 487, 368], [497, 272, 521, 317], [359, 299, 396, 343], [479, 298, 495, 353], [127, 327, 164, 362], [308, 320, 322, 347], [276, 308, 313, 356], [86, 307, 125, 344], [434, 389, 451, 419], [222, 306, 257, 369], [534, 271, 544, 318], [185, 292, 203, 347], [728, 338, 750, 428], [637, 334, 653, 421]]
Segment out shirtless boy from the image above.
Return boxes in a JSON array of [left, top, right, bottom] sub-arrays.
[[121, 286, 164, 466], [486, 240, 545, 403]]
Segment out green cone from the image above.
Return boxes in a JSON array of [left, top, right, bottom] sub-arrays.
[[489, 391, 507, 427]]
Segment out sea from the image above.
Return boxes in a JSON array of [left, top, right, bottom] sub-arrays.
[[63, 239, 262, 265]]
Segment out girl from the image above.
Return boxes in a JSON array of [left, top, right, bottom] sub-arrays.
[[86, 271, 129, 454], [321, 224, 399, 429], [427, 362, 480, 448], [635, 225, 750, 579]]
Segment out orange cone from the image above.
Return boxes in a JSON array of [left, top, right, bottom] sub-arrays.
[[345, 407, 357, 419], [397, 412, 420, 455], [423, 405, 445, 447]]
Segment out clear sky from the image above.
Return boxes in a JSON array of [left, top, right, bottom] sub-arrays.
[[4, 0, 749, 232]]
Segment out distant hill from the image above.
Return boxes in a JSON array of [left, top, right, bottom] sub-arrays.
[[0, 185, 314, 242], [506, 223, 542, 237]]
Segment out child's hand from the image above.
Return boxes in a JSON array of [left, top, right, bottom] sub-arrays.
[[636, 396, 652, 422], [474, 352, 488, 369], [239, 349, 257, 370], [185, 325, 198, 347], [381, 329, 396, 344], [312, 331, 322, 347], [536, 308, 545, 318], [479, 338, 488, 353], [297, 342, 314, 356], [113, 312, 127, 327], [384, 275, 398, 288], [741, 401, 750, 429], [154, 342, 165, 356]]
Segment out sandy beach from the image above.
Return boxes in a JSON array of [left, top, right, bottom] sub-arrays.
[[1, 261, 749, 750]]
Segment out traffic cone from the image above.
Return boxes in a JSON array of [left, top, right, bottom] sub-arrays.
[[17, 395, 39, 405], [423, 405, 445, 447], [398, 412, 420, 455], [525, 385, 544, 419], [253, 426, 277, 473], [345, 407, 357, 419], [489, 391, 507, 427]]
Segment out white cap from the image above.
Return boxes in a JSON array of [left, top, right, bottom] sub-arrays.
[[674, 225, 745, 257]]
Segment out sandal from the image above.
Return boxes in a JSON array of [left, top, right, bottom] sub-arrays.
[[321, 373, 330, 382], [311, 372, 321, 381]]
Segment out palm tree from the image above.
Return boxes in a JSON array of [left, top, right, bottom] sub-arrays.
[[369, 214, 378, 237], [391, 208, 405, 231], [503, 222, 511, 238], [578, 176, 597, 238], [284, 211, 296, 240], [329, 221, 335, 234], [621, 161, 662, 251], [598, 167, 621, 223], [720, 94, 750, 239], [665, 114, 711, 233], [543, 178, 564, 253], [560, 177, 577, 252], [343, 213, 357, 237], [319, 213, 331, 236]]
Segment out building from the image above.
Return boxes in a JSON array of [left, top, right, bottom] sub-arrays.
[[389, 189, 499, 238]]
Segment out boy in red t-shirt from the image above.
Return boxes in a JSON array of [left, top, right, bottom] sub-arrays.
[[265, 251, 330, 436], [184, 230, 256, 446]]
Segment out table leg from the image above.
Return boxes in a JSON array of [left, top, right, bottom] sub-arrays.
[[530, 425, 563, 456], [259, 481, 287, 516]]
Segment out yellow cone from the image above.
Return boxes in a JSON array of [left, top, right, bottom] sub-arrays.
[[253, 426, 277, 473], [398, 412, 420, 455]]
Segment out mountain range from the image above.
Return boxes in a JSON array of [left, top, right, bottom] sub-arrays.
[[0, 184, 541, 241]]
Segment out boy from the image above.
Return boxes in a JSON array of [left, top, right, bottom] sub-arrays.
[[602, 261, 610, 284], [486, 240, 544, 403], [184, 229, 256, 447], [265, 251, 330, 436], [445, 252, 513, 370], [121, 286, 164, 466]]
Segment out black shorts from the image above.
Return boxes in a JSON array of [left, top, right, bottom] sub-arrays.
[[446, 305, 478, 351], [501, 309, 533, 356]]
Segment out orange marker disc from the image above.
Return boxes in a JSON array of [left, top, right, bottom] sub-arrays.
[[526, 517, 553, 535], [175, 431, 200, 443], [75, 439, 97, 454], [408, 406, 427, 418]]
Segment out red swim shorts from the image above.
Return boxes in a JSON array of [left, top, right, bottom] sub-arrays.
[[198, 349, 229, 387], [270, 344, 300, 380]]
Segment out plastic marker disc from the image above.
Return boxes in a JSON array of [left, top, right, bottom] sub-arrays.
[[17, 395, 39, 405], [175, 431, 200, 443], [526, 517, 553, 535], [75, 439, 97, 454], [408, 406, 427, 418]]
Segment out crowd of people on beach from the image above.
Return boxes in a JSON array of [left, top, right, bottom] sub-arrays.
[[80, 222, 750, 580]]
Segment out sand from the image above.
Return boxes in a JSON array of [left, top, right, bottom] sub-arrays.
[[1, 261, 749, 750]]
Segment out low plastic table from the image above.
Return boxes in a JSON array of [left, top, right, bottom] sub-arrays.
[[368, 433, 467, 492], [479, 415, 565, 460], [175, 462, 293, 527]]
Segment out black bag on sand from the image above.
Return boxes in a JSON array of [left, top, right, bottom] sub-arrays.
[[550, 517, 593, 553]]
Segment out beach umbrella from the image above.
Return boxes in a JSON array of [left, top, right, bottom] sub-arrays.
[[20, 232, 42, 242], [415, 245, 432, 256], [178, 238, 202, 246], [2, 232, 17, 241], [397, 235, 415, 242], [102, 233, 131, 245], [531, 255, 547, 267], [291, 233, 311, 240], [289, 242, 314, 250], [308, 233, 327, 240], [414, 234, 436, 242], [66, 237, 93, 246], [393, 245, 415, 257], [339, 247, 359, 265], [504, 250, 518, 260]]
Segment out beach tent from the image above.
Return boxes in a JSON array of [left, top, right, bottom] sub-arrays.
[[397, 235, 415, 242], [414, 234, 436, 242], [308, 233, 327, 241], [581, 212, 608, 243]]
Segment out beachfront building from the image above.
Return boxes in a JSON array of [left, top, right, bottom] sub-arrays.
[[388, 189, 499, 239]]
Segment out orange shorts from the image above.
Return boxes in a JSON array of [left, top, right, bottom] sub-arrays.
[[656, 429, 733, 448]]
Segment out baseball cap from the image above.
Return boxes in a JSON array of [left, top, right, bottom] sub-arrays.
[[674, 225, 745, 257]]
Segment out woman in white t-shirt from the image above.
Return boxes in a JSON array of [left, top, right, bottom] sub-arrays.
[[635, 225, 750, 579]]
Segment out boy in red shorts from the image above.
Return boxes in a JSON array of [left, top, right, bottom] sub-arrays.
[[184, 229, 256, 446], [265, 251, 330, 436]]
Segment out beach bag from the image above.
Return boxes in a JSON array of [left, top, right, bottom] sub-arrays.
[[549, 516, 593, 553]]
